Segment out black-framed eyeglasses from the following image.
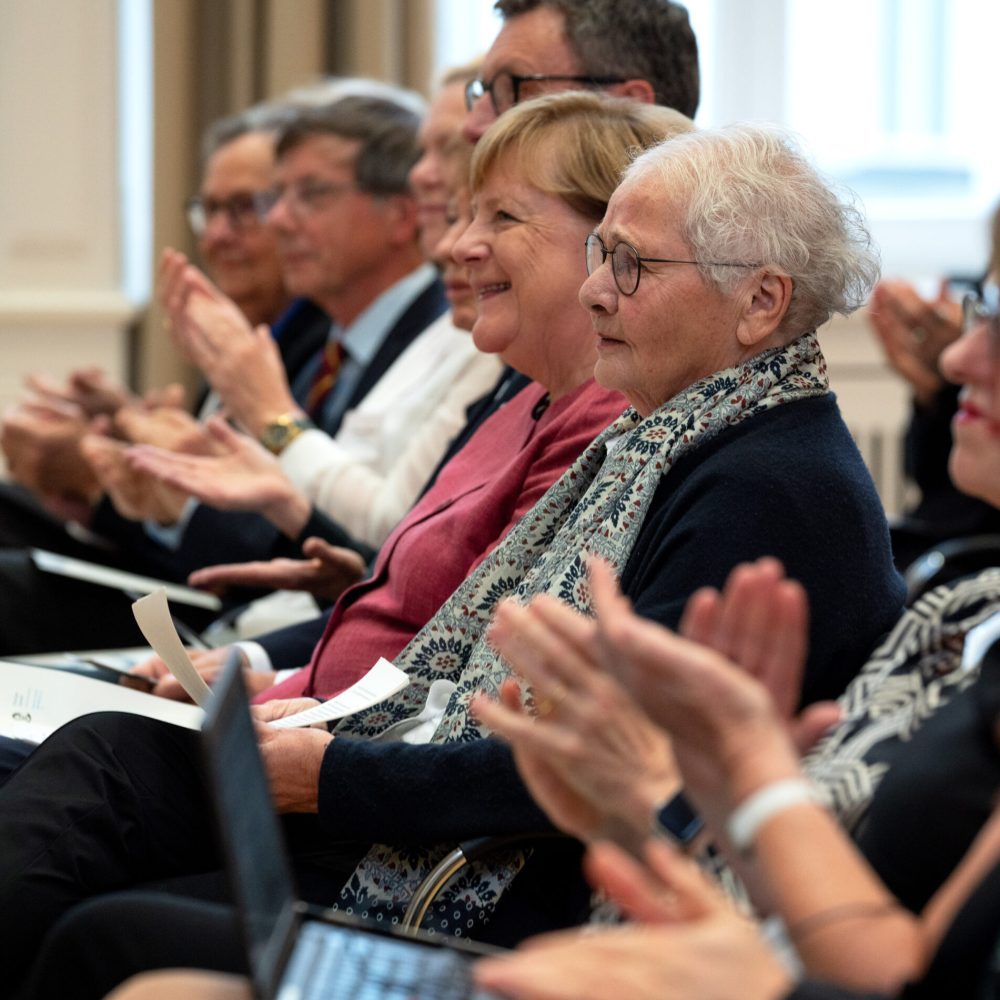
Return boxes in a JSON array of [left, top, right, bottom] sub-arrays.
[[962, 285, 1000, 347], [185, 193, 265, 236], [584, 233, 757, 297], [253, 181, 358, 221], [464, 71, 626, 115]]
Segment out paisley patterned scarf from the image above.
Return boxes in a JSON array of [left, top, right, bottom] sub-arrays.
[[333, 331, 829, 935]]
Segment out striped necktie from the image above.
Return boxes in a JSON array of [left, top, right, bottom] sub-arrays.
[[306, 339, 346, 418]]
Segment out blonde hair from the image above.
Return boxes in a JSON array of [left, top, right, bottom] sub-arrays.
[[470, 91, 694, 221]]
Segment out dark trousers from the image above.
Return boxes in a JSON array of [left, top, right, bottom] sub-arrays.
[[0, 714, 589, 999], [15, 892, 246, 1000], [0, 713, 359, 999]]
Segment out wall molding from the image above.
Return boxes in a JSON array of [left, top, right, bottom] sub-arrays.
[[0, 290, 138, 326]]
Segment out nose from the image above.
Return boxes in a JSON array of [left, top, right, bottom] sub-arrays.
[[452, 218, 488, 266], [200, 209, 236, 249], [264, 192, 295, 233], [410, 152, 438, 197], [462, 93, 497, 144], [940, 320, 994, 388], [579, 259, 617, 315], [433, 217, 469, 270]]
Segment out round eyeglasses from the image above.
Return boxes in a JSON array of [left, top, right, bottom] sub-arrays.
[[584, 233, 756, 296], [253, 182, 358, 222], [185, 193, 266, 237], [961, 286, 1000, 348]]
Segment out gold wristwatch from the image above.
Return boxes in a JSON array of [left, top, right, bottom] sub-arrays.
[[259, 413, 314, 455]]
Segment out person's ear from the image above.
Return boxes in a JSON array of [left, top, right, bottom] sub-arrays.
[[736, 272, 793, 348], [610, 79, 656, 105]]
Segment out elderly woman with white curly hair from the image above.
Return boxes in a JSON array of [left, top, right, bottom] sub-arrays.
[[556, 121, 902, 707]]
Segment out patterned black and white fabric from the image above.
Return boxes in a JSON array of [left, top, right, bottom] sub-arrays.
[[805, 568, 1000, 829]]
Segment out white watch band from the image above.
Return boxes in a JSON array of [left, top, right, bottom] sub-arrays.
[[727, 778, 824, 853]]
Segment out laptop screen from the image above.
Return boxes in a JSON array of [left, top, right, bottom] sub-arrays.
[[201, 651, 301, 1000]]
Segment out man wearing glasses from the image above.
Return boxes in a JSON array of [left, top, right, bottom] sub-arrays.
[[464, 0, 700, 143], [118, 95, 447, 578], [435, 0, 701, 452], [157, 95, 442, 470], [185, 113, 294, 334], [179, 109, 336, 427]]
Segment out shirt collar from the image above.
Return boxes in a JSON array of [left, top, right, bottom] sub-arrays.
[[336, 263, 438, 365]]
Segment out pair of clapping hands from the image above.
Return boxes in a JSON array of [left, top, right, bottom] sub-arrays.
[[117, 251, 314, 538], [0, 363, 203, 526], [6, 250, 315, 534], [474, 557, 838, 849], [0, 243, 283, 529], [868, 279, 961, 407], [471, 557, 842, 1000]]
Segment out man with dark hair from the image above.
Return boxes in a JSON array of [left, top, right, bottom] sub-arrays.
[[464, 0, 699, 142]]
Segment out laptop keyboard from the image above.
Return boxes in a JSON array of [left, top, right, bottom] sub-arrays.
[[277, 920, 497, 1000]]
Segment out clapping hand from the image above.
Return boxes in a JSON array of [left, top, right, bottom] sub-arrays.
[[126, 415, 311, 538], [158, 249, 299, 436], [868, 279, 961, 406], [80, 433, 189, 525], [474, 558, 839, 850], [474, 838, 790, 1000], [473, 592, 679, 847], [24, 367, 136, 418]]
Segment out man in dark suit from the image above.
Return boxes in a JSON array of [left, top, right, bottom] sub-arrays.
[[0, 94, 446, 654]]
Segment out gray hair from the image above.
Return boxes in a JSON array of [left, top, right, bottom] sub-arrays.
[[284, 76, 427, 117], [626, 124, 880, 334], [494, 0, 699, 118], [275, 94, 423, 198], [200, 80, 427, 167], [200, 101, 296, 163]]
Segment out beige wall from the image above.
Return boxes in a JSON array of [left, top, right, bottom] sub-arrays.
[[0, 0, 133, 413]]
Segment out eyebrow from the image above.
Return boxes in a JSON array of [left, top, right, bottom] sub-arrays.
[[200, 188, 264, 200], [594, 225, 634, 248]]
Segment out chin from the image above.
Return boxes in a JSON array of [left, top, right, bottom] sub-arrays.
[[949, 447, 1000, 509], [471, 320, 516, 357], [282, 272, 316, 299], [451, 305, 477, 333], [593, 356, 627, 394]]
